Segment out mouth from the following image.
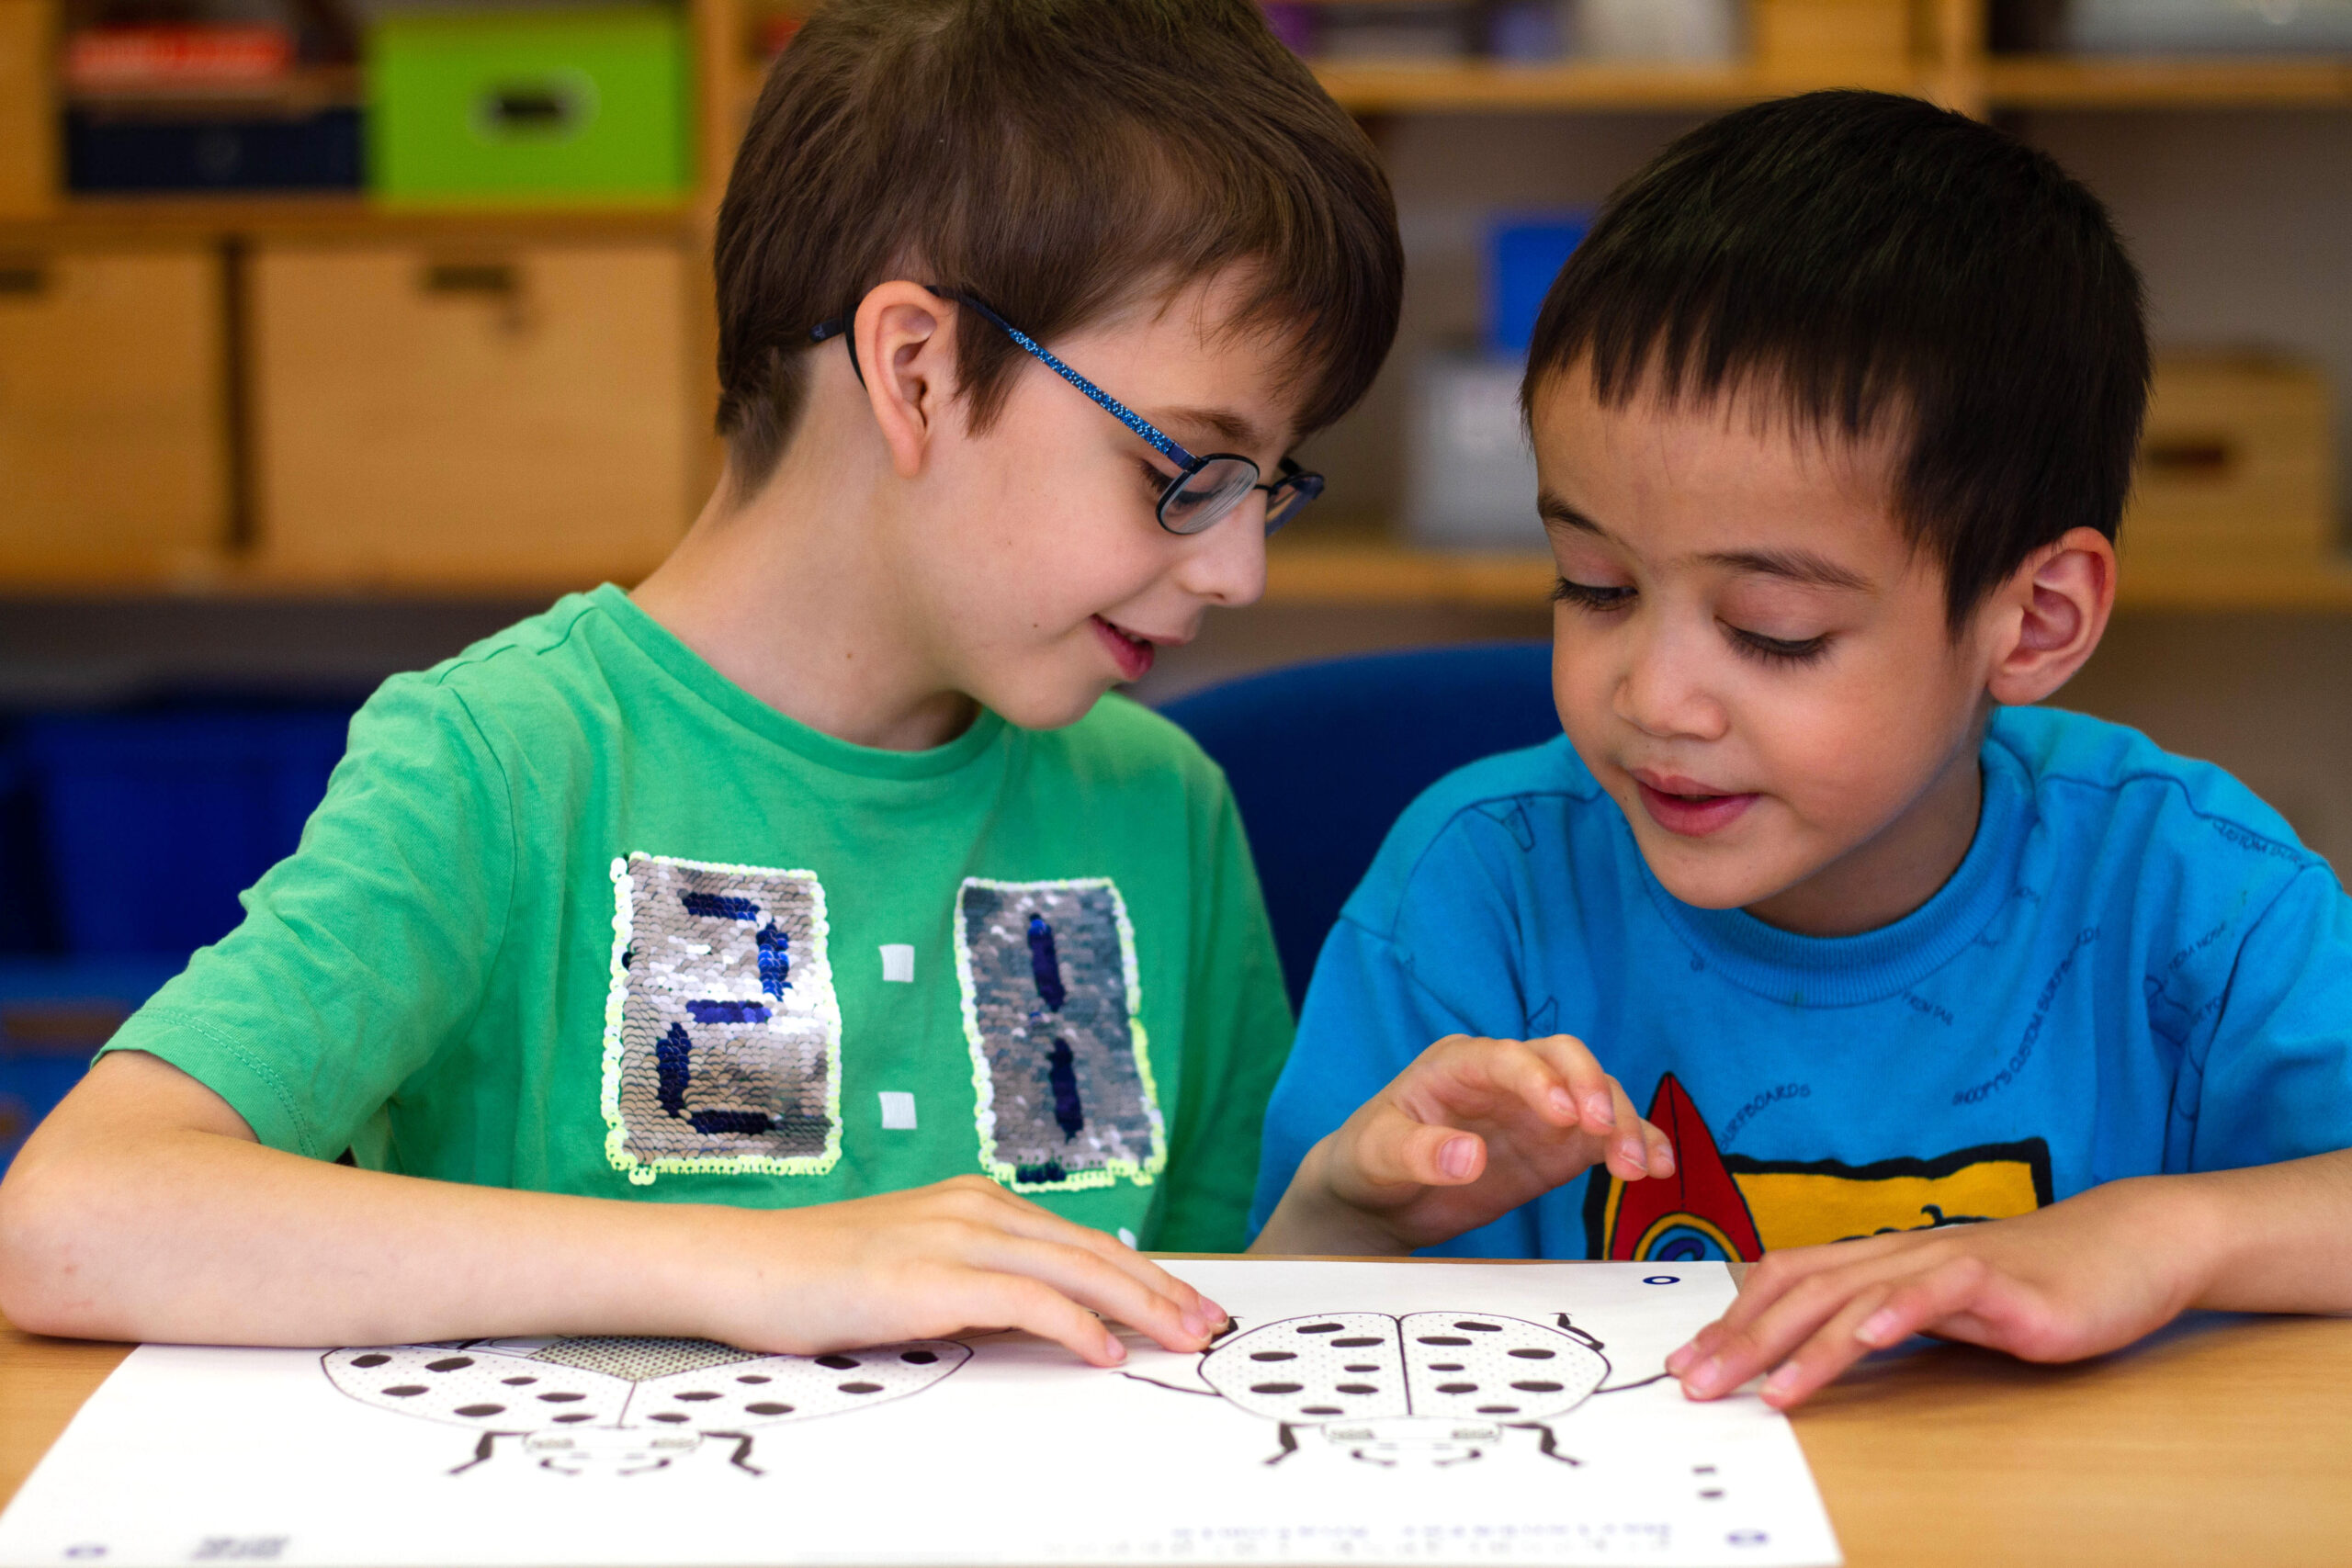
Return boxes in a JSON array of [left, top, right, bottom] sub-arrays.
[[1630, 768, 1758, 840], [1091, 615, 1160, 682]]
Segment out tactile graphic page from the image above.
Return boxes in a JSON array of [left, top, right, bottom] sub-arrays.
[[0, 1261, 1838, 1568]]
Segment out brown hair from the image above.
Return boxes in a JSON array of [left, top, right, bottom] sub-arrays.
[[715, 0, 1404, 493]]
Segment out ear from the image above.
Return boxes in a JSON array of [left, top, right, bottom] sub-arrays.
[[1983, 526, 2117, 706], [852, 282, 961, 480]]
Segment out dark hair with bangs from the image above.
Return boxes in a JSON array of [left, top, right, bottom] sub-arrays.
[[716, 0, 1403, 495], [1522, 90, 2149, 629]]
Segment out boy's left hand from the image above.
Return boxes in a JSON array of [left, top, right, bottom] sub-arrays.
[[1669, 1176, 2204, 1410]]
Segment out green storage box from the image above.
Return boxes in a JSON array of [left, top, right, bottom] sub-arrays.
[[368, 6, 692, 205]]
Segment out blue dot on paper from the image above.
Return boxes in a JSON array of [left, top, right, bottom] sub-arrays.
[[1643, 1275, 1680, 1285], [1728, 1531, 1769, 1548]]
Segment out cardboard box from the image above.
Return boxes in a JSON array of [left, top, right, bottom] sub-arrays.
[[1751, 0, 1914, 86], [2123, 355, 2338, 564], [251, 241, 696, 586], [0, 0, 57, 217], [0, 247, 229, 577]]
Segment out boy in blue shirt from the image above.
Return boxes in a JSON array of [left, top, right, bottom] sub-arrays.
[[1251, 92, 2352, 1408]]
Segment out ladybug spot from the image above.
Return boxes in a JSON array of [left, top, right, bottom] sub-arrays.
[[1429, 1362, 1465, 1371], [1476, 1404, 1520, 1415], [425, 1357, 475, 1372], [674, 1392, 721, 1402], [738, 1375, 771, 1384], [1345, 1363, 1380, 1372], [1508, 1348, 1556, 1359], [1331, 1336, 1385, 1348], [1249, 1351, 1297, 1362], [538, 1393, 587, 1404], [1437, 1382, 1478, 1393], [745, 1402, 794, 1416], [839, 1382, 884, 1394], [817, 1355, 860, 1370], [1250, 1382, 1305, 1394], [649, 1413, 690, 1424], [1418, 1336, 1471, 1346], [350, 1354, 390, 1369], [1299, 1405, 1343, 1416], [901, 1350, 939, 1364], [502, 1376, 538, 1385], [1296, 1323, 1343, 1335], [1511, 1381, 1565, 1393], [552, 1413, 594, 1425], [1453, 1321, 1503, 1333], [1336, 1383, 1378, 1394], [453, 1404, 506, 1418], [380, 1385, 427, 1398]]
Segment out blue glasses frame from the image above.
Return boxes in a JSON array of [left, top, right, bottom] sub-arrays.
[[809, 290, 1323, 536]]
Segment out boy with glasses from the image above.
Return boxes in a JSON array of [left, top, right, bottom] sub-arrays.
[[0, 0, 1407, 1365]]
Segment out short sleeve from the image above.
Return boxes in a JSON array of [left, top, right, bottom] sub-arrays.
[[99, 675, 517, 1162], [2177, 864, 2352, 1173], [1148, 776, 1295, 1252]]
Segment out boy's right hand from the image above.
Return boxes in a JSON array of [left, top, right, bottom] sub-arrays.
[[707, 1177, 1226, 1367], [1255, 1033, 1675, 1256]]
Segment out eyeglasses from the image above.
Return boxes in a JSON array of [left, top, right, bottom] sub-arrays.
[[809, 290, 1324, 536]]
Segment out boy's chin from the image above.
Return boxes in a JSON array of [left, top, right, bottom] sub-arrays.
[[977, 674, 1119, 733], [1629, 830, 1800, 914]]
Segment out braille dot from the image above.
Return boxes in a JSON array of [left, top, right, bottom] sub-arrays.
[[817, 1355, 859, 1370], [552, 1413, 594, 1425], [453, 1404, 505, 1418], [1336, 1383, 1377, 1394], [737, 1375, 770, 1384], [381, 1384, 427, 1398], [649, 1413, 689, 1424], [1250, 1382, 1305, 1394], [840, 1382, 884, 1394], [901, 1350, 938, 1364], [1508, 1348, 1555, 1360], [425, 1357, 474, 1372], [1511, 1381, 1565, 1393], [350, 1354, 390, 1369], [744, 1402, 794, 1416], [1345, 1363, 1379, 1372], [1296, 1323, 1342, 1335], [502, 1376, 538, 1385], [674, 1392, 720, 1402], [538, 1392, 586, 1404], [1250, 1351, 1296, 1362], [1476, 1404, 1520, 1415], [1299, 1405, 1343, 1416], [1418, 1335, 1471, 1346], [1453, 1322, 1503, 1333], [1438, 1382, 1477, 1393]]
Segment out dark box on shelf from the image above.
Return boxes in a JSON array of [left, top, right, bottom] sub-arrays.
[[64, 105, 364, 193]]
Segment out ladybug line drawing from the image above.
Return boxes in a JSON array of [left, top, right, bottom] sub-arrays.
[[1127, 1311, 1668, 1468], [323, 1333, 970, 1477]]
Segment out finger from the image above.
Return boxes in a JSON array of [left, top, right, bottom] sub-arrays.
[[1680, 1259, 1881, 1399], [1640, 1116, 1677, 1179], [945, 1272, 1128, 1367], [1400, 1036, 1571, 1130], [1757, 1255, 1993, 1409], [1715, 1233, 1919, 1333], [1521, 1034, 1615, 1129], [1337, 1095, 1488, 1193], [964, 1231, 1212, 1353], [932, 1180, 1226, 1335], [1601, 1078, 1650, 1179]]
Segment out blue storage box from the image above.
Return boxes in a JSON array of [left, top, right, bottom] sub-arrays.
[[20, 708, 356, 958], [65, 107, 365, 194], [0, 956, 181, 1172], [1487, 213, 1591, 359]]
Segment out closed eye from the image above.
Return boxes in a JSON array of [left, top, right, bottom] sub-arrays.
[[1727, 626, 1831, 666], [1552, 578, 1634, 611]]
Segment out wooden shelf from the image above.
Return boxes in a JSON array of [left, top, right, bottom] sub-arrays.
[[1309, 61, 1860, 114], [0, 195, 699, 245], [1986, 55, 2352, 108], [1261, 539, 2352, 613]]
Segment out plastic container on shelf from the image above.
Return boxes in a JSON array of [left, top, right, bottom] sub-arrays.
[[1487, 213, 1590, 358], [367, 5, 692, 204], [18, 706, 356, 959], [1577, 0, 1741, 62], [1488, 0, 1574, 62], [64, 107, 364, 193], [2064, 0, 2352, 53], [1404, 349, 1543, 550], [1314, 2, 1476, 62]]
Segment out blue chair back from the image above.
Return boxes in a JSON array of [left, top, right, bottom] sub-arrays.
[[1159, 642, 1559, 1009]]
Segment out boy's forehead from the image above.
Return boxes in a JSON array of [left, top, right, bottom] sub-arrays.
[[1082, 272, 1313, 447]]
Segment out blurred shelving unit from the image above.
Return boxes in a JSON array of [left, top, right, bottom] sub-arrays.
[[0, 0, 2346, 607]]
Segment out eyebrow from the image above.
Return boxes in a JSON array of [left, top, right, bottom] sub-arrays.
[[1151, 404, 1273, 455], [1538, 491, 1873, 593]]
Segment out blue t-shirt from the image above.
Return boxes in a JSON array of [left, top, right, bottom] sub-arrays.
[[1251, 707, 2352, 1261]]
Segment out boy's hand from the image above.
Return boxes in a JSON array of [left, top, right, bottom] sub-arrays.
[[714, 1176, 1226, 1368], [1259, 1032, 1675, 1255], [1668, 1177, 2206, 1409]]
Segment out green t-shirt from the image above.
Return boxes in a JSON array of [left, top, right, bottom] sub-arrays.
[[104, 585, 1294, 1249]]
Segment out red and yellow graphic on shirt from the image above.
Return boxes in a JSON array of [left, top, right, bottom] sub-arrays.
[[1585, 1075, 2053, 1262]]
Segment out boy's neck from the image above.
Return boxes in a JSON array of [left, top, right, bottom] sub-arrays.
[[1740, 715, 1990, 941], [630, 437, 982, 754]]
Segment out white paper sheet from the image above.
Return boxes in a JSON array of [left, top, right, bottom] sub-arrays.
[[0, 1260, 1839, 1568]]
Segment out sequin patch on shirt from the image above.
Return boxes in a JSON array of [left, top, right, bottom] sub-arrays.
[[601, 853, 842, 1184], [955, 877, 1164, 1192]]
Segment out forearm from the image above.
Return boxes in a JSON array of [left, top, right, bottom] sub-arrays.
[[0, 1119, 740, 1347], [2166, 1148, 2352, 1314], [1248, 1138, 1413, 1257]]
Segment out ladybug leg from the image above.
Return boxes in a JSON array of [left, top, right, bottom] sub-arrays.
[[448, 1431, 510, 1476], [1263, 1423, 1301, 1468], [1512, 1423, 1582, 1467], [1554, 1314, 1607, 1351], [718, 1433, 764, 1476]]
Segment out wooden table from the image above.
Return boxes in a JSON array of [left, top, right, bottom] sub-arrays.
[[5, 1297, 2349, 1567]]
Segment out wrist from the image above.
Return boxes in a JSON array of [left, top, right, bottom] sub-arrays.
[[2107, 1172, 2233, 1313], [1256, 1138, 1416, 1258]]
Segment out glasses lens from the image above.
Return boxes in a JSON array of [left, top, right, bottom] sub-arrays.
[[1262, 470, 1325, 536], [1159, 457, 1261, 536]]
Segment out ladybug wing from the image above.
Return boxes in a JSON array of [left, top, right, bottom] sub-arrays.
[[323, 1344, 629, 1432], [1398, 1314, 1607, 1423], [1199, 1314, 1408, 1424], [630, 1340, 972, 1431]]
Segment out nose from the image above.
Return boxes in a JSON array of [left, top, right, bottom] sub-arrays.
[[1170, 495, 1270, 608], [1611, 617, 1729, 742]]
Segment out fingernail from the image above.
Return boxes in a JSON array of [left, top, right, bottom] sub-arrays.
[[1761, 1363, 1799, 1400], [1586, 1093, 1614, 1127], [1653, 1145, 1676, 1176], [1665, 1341, 1696, 1375], [1548, 1086, 1577, 1120], [1182, 1301, 1209, 1337], [1200, 1296, 1228, 1329], [1104, 1338, 1127, 1364], [1684, 1356, 1722, 1396], [1618, 1138, 1644, 1168], [1440, 1136, 1478, 1179], [1857, 1309, 1903, 1347]]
